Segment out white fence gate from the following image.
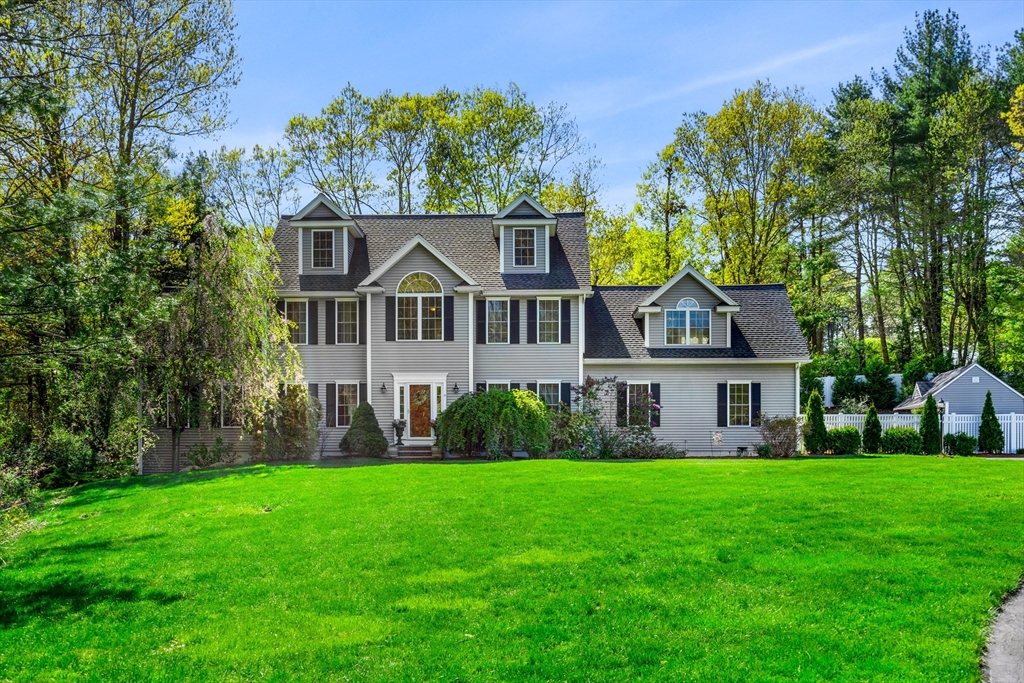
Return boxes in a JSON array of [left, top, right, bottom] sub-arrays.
[[824, 412, 1023, 454]]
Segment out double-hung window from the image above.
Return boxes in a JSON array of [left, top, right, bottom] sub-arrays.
[[285, 300, 307, 345], [538, 383, 560, 409], [538, 299, 560, 343], [336, 300, 358, 344], [337, 383, 359, 427], [665, 298, 711, 345], [513, 228, 535, 267], [397, 272, 443, 341], [488, 382, 510, 392], [312, 230, 334, 268], [487, 299, 509, 343], [729, 382, 750, 426], [628, 383, 651, 426]]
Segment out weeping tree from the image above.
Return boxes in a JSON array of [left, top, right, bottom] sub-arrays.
[[147, 214, 299, 471]]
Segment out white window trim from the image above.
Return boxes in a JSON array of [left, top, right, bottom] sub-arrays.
[[284, 298, 309, 346], [626, 381, 653, 426], [486, 297, 511, 345], [486, 381, 511, 392], [310, 229, 335, 269], [343, 226, 349, 274], [537, 297, 561, 345], [396, 271, 445, 343], [333, 380, 361, 428], [334, 298, 359, 345], [512, 227, 537, 268], [391, 374, 448, 439], [220, 383, 243, 428], [727, 380, 752, 427], [664, 299, 711, 346], [537, 380, 561, 408]]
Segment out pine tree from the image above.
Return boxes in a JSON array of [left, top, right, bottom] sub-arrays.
[[921, 394, 941, 455], [863, 403, 882, 454], [978, 391, 1005, 454], [804, 390, 827, 454], [340, 402, 389, 457]]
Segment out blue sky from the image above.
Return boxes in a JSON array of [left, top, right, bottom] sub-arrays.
[[200, 0, 1023, 210]]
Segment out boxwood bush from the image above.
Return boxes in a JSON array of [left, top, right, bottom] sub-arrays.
[[340, 402, 389, 457], [435, 389, 550, 458], [825, 426, 861, 455], [943, 432, 978, 457], [879, 427, 923, 455]]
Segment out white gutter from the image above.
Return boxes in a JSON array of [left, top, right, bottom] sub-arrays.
[[277, 290, 360, 297], [468, 291, 474, 392], [479, 289, 594, 297], [366, 292, 372, 407], [578, 294, 585, 385], [584, 357, 812, 366]]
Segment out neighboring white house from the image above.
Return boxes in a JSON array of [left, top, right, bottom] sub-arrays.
[[142, 193, 810, 473], [894, 362, 1024, 414]]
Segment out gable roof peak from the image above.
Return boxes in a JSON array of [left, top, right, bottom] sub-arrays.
[[358, 234, 478, 288], [494, 192, 556, 220], [638, 264, 739, 308], [292, 193, 351, 221]]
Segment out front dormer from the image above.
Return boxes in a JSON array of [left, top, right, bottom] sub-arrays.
[[291, 193, 364, 275], [632, 265, 740, 349], [492, 193, 557, 275]]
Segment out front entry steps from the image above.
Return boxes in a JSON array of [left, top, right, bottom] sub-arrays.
[[390, 444, 440, 459]]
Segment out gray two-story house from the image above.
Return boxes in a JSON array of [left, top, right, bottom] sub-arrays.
[[141, 193, 808, 472]]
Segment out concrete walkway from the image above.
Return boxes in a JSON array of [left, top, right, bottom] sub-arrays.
[[985, 586, 1024, 683]]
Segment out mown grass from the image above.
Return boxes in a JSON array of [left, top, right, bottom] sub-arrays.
[[1, 456, 1022, 682]]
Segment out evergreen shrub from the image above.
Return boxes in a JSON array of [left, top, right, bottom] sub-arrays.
[[879, 427, 923, 455], [943, 432, 978, 457], [803, 390, 827, 454], [340, 402, 389, 457], [920, 394, 941, 455], [863, 404, 883, 454], [825, 426, 861, 454], [978, 391, 1005, 454]]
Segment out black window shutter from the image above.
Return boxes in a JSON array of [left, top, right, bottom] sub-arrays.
[[443, 295, 454, 341], [717, 383, 728, 427], [476, 299, 486, 344], [211, 388, 221, 428], [650, 383, 661, 428], [326, 383, 337, 428], [751, 382, 762, 426], [527, 299, 537, 344], [385, 296, 396, 341], [561, 298, 571, 344], [510, 382, 520, 390], [325, 300, 336, 345], [527, 382, 538, 393], [560, 382, 571, 406], [358, 299, 367, 344], [358, 382, 367, 405], [510, 300, 520, 344], [276, 299, 285, 316], [476, 382, 487, 393], [308, 300, 318, 345], [616, 383, 628, 427]]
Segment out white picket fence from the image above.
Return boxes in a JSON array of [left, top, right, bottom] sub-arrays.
[[824, 412, 1024, 454]]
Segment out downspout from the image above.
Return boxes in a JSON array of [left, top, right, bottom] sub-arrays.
[[468, 292, 474, 391], [366, 292, 372, 407], [578, 295, 585, 386]]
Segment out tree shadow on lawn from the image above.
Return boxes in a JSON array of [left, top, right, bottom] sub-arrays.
[[0, 570, 185, 629]]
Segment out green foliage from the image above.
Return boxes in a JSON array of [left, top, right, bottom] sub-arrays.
[[880, 428, 923, 455], [186, 436, 237, 469], [831, 366, 866, 406], [756, 444, 773, 458], [757, 415, 800, 458], [803, 390, 827, 454], [863, 404, 883, 454], [435, 389, 551, 458], [548, 407, 590, 453], [825, 427, 862, 455], [943, 432, 978, 457], [978, 391, 1005, 454], [920, 395, 942, 455], [800, 374, 826, 412], [339, 402, 389, 458], [255, 388, 320, 461], [863, 360, 897, 410]]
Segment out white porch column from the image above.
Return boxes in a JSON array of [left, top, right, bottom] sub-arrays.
[[468, 292, 474, 392], [366, 292, 372, 407]]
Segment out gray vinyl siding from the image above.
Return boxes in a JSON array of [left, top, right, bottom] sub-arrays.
[[142, 428, 253, 474], [502, 226, 547, 273], [583, 362, 799, 454], [646, 274, 728, 348], [303, 204, 343, 220], [370, 245, 470, 441], [509, 202, 543, 217], [300, 226, 346, 274], [476, 296, 580, 386], [936, 371, 1024, 414]]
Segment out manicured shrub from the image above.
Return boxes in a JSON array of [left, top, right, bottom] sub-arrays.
[[943, 432, 978, 457], [920, 394, 941, 455], [879, 427, 923, 455], [340, 402, 389, 457], [803, 390, 827, 454], [978, 391, 1005, 454], [862, 404, 882, 454], [756, 444, 772, 459], [825, 426, 861, 455], [435, 389, 550, 458], [757, 415, 799, 458]]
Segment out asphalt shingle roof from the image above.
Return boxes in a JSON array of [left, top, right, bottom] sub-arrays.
[[894, 365, 972, 411], [586, 284, 809, 360], [272, 212, 590, 292]]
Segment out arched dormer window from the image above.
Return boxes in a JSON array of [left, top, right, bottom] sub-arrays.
[[397, 272, 443, 341], [665, 297, 710, 345]]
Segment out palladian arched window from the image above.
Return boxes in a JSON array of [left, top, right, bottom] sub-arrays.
[[397, 272, 443, 341], [665, 297, 710, 345]]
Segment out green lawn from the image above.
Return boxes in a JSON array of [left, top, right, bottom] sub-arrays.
[[1, 457, 1022, 683]]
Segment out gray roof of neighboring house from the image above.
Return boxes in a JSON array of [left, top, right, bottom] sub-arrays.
[[894, 365, 973, 411], [272, 212, 591, 292], [585, 284, 809, 360]]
